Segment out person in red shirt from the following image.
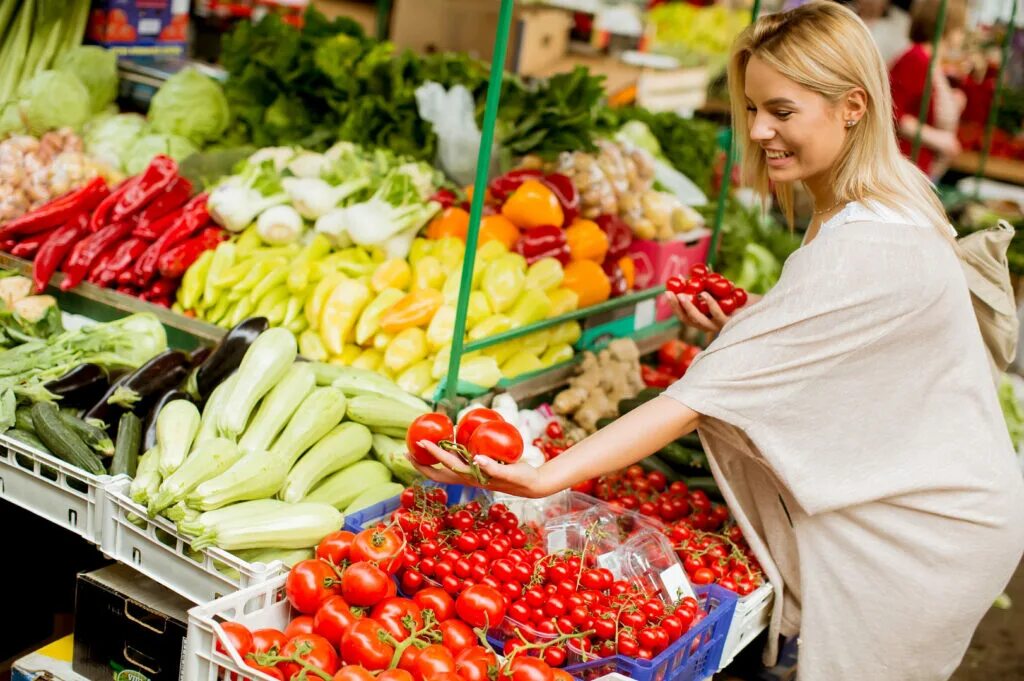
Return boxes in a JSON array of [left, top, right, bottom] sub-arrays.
[[889, 0, 967, 179]]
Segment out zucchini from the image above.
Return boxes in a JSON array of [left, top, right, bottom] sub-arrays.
[[31, 402, 106, 475], [111, 413, 142, 477], [58, 412, 115, 457], [218, 328, 297, 439], [190, 501, 343, 552], [156, 400, 201, 477], [142, 389, 189, 451], [370, 433, 421, 485], [195, 375, 236, 445], [14, 407, 34, 433], [304, 459, 392, 510], [659, 441, 706, 468], [346, 395, 428, 431], [186, 449, 292, 511], [268, 387, 348, 468], [189, 317, 270, 400], [639, 454, 683, 482], [238, 363, 315, 454], [0, 389, 14, 431], [325, 364, 431, 411], [345, 482, 405, 515], [179, 498, 291, 537], [676, 434, 704, 451], [149, 437, 243, 515], [129, 448, 161, 505], [280, 422, 373, 503], [7, 428, 50, 453], [234, 547, 314, 568], [164, 501, 200, 525]]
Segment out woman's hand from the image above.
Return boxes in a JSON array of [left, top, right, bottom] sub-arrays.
[[667, 291, 730, 334], [407, 441, 552, 498]]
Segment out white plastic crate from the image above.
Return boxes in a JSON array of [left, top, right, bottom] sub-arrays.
[[101, 478, 288, 604], [718, 582, 774, 669], [0, 432, 119, 544]]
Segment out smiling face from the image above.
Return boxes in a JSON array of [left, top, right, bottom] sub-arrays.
[[744, 55, 858, 190]]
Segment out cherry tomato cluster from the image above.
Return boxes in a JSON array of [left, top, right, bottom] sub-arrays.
[[501, 552, 706, 667], [666, 264, 748, 317], [641, 340, 702, 388], [214, 524, 577, 681], [533, 420, 575, 461], [666, 523, 764, 596], [574, 466, 730, 530], [408, 409, 524, 469]]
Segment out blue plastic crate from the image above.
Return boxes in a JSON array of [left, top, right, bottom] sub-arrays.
[[343, 481, 489, 532], [554, 584, 738, 681]]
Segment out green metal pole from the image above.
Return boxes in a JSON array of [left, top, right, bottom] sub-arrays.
[[910, 0, 948, 163], [375, 0, 392, 41], [974, 0, 1018, 194], [442, 0, 515, 403]]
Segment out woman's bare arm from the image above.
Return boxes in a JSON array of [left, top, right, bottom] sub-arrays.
[[409, 395, 701, 498]]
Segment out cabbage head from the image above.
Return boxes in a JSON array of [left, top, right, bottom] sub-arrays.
[[148, 69, 229, 146], [54, 46, 119, 114], [125, 134, 199, 175], [84, 113, 147, 173], [13, 70, 91, 136]]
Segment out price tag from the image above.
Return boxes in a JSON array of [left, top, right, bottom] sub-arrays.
[[546, 527, 568, 553], [660, 563, 697, 603], [138, 18, 161, 35], [634, 299, 656, 330]]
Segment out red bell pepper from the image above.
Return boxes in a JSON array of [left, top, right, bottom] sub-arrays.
[[10, 230, 57, 259], [641, 364, 676, 388], [61, 220, 136, 291], [32, 213, 88, 292], [134, 176, 193, 234], [595, 214, 633, 261], [0, 177, 109, 240], [96, 238, 149, 288], [90, 177, 139, 232], [429, 188, 457, 209], [129, 193, 209, 286], [157, 227, 224, 278], [110, 155, 179, 222], [603, 258, 628, 298], [514, 225, 570, 265], [488, 169, 544, 203], [541, 173, 579, 226]]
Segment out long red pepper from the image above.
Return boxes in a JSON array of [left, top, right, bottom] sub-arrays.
[[96, 238, 148, 288], [134, 176, 192, 234], [90, 177, 139, 232], [110, 156, 179, 222], [157, 227, 224, 278], [0, 177, 109, 239], [133, 204, 185, 241], [10, 231, 54, 258], [32, 213, 89, 292], [62, 221, 136, 290], [130, 194, 209, 286], [86, 248, 117, 284]]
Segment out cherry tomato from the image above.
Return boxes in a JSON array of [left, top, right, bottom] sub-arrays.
[[314, 595, 360, 644], [286, 560, 341, 614], [341, 561, 391, 606], [717, 294, 738, 315], [646, 471, 667, 491], [733, 287, 748, 307], [508, 655, 555, 681], [401, 569, 425, 594], [214, 621, 252, 658], [660, 614, 684, 640], [341, 619, 395, 671], [332, 667, 376, 681], [456, 408, 505, 447], [438, 619, 477, 654], [455, 584, 507, 628], [666, 276, 686, 294], [352, 527, 404, 574], [691, 567, 716, 585], [316, 531, 357, 565], [279, 634, 339, 679], [407, 413, 455, 465], [617, 634, 639, 657], [467, 420, 524, 463], [414, 587, 455, 621], [545, 421, 564, 440], [246, 663, 285, 680], [689, 263, 708, 277], [376, 670, 414, 681], [681, 277, 705, 295], [283, 616, 315, 638], [543, 645, 567, 667]]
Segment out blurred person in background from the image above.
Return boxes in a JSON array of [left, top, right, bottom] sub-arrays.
[[858, 0, 912, 65]]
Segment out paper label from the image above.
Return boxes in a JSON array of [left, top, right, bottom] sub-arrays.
[[660, 563, 697, 603], [634, 299, 656, 330]]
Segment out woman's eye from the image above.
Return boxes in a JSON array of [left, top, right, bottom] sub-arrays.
[[745, 106, 756, 113], [775, 111, 793, 120]]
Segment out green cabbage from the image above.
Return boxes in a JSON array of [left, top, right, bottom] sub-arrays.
[[9, 70, 91, 136], [126, 134, 199, 175], [53, 46, 119, 114], [84, 113, 147, 173], [148, 68, 229, 146]]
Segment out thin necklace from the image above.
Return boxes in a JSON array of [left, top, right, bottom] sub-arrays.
[[813, 199, 843, 216]]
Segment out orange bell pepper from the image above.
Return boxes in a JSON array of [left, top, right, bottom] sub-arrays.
[[426, 207, 470, 241], [478, 214, 521, 250], [563, 260, 611, 308], [618, 255, 636, 290], [501, 180, 563, 230], [379, 289, 444, 333], [565, 219, 609, 263]]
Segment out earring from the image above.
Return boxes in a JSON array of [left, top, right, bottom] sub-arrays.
[[845, 120, 856, 128]]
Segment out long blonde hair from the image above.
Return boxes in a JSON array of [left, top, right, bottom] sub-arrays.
[[727, 1, 950, 233]]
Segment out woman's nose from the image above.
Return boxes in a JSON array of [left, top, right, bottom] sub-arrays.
[[749, 115, 775, 142]]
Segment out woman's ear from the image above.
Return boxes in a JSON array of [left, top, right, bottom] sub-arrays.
[[843, 87, 868, 126]]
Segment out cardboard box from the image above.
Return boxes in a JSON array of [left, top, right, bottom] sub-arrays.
[[85, 0, 191, 58], [389, 0, 573, 76], [627, 230, 712, 321], [12, 636, 89, 681], [72, 564, 191, 681]]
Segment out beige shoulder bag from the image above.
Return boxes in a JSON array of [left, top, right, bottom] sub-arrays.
[[958, 220, 1019, 376]]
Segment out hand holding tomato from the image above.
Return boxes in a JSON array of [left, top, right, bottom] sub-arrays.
[[666, 264, 751, 334]]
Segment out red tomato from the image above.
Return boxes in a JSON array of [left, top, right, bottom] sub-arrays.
[[456, 646, 497, 681], [407, 413, 455, 465], [245, 662, 285, 680], [341, 619, 395, 671], [680, 277, 705, 295], [660, 614, 684, 640], [252, 628, 289, 656], [439, 619, 477, 653], [466, 421, 523, 463], [287, 560, 341, 614], [370, 597, 424, 642], [414, 587, 456, 621], [279, 634, 339, 679], [377, 670, 415, 681], [341, 562, 391, 607], [552, 670, 574, 681], [214, 621, 253, 658], [733, 288, 748, 307], [352, 527, 404, 574], [456, 408, 505, 447], [317, 531, 357, 565], [508, 655, 555, 681], [692, 567, 716, 585], [314, 595, 360, 644], [415, 644, 456, 679], [665, 276, 686, 294], [689, 263, 708, 277], [717, 294, 738, 315], [455, 584, 507, 628], [333, 666, 376, 681], [284, 616, 315, 638], [706, 278, 733, 300]]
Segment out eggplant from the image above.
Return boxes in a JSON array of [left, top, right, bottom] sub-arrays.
[[141, 389, 190, 451], [44, 364, 110, 410], [84, 350, 191, 429], [189, 345, 214, 368], [187, 317, 269, 400]]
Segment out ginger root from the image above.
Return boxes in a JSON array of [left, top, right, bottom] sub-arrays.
[[551, 339, 645, 433]]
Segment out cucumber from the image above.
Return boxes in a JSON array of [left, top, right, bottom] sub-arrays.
[[344, 481, 405, 515], [7, 428, 50, 453], [111, 413, 141, 477], [658, 441, 706, 468], [303, 459, 393, 510], [59, 412, 115, 457], [156, 400, 201, 477], [31, 402, 106, 475], [279, 422, 373, 503], [14, 407, 34, 433]]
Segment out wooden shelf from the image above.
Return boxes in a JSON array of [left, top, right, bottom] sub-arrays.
[[949, 152, 1024, 186]]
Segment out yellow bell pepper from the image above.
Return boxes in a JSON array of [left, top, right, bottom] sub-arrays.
[[412, 256, 445, 292], [426, 305, 456, 351], [421, 382, 440, 401], [432, 237, 465, 272], [467, 291, 491, 328], [432, 346, 451, 379], [397, 360, 434, 397], [352, 348, 383, 371], [408, 238, 433, 267], [548, 288, 580, 316], [299, 329, 329, 361], [320, 278, 371, 355], [179, 249, 213, 311], [384, 327, 428, 374], [380, 289, 444, 333], [501, 351, 544, 379], [521, 330, 550, 357], [306, 272, 346, 329], [549, 320, 582, 346], [565, 219, 609, 262], [501, 180, 563, 230], [355, 288, 405, 346], [508, 290, 552, 328], [371, 258, 412, 292], [469, 314, 512, 341], [483, 339, 522, 366], [541, 343, 574, 367], [287, 234, 332, 293], [481, 253, 526, 313], [525, 257, 564, 292], [373, 331, 394, 351], [367, 246, 386, 263], [458, 356, 502, 389], [339, 344, 362, 366]]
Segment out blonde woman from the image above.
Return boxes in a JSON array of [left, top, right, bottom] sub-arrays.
[[411, 3, 1024, 679]]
